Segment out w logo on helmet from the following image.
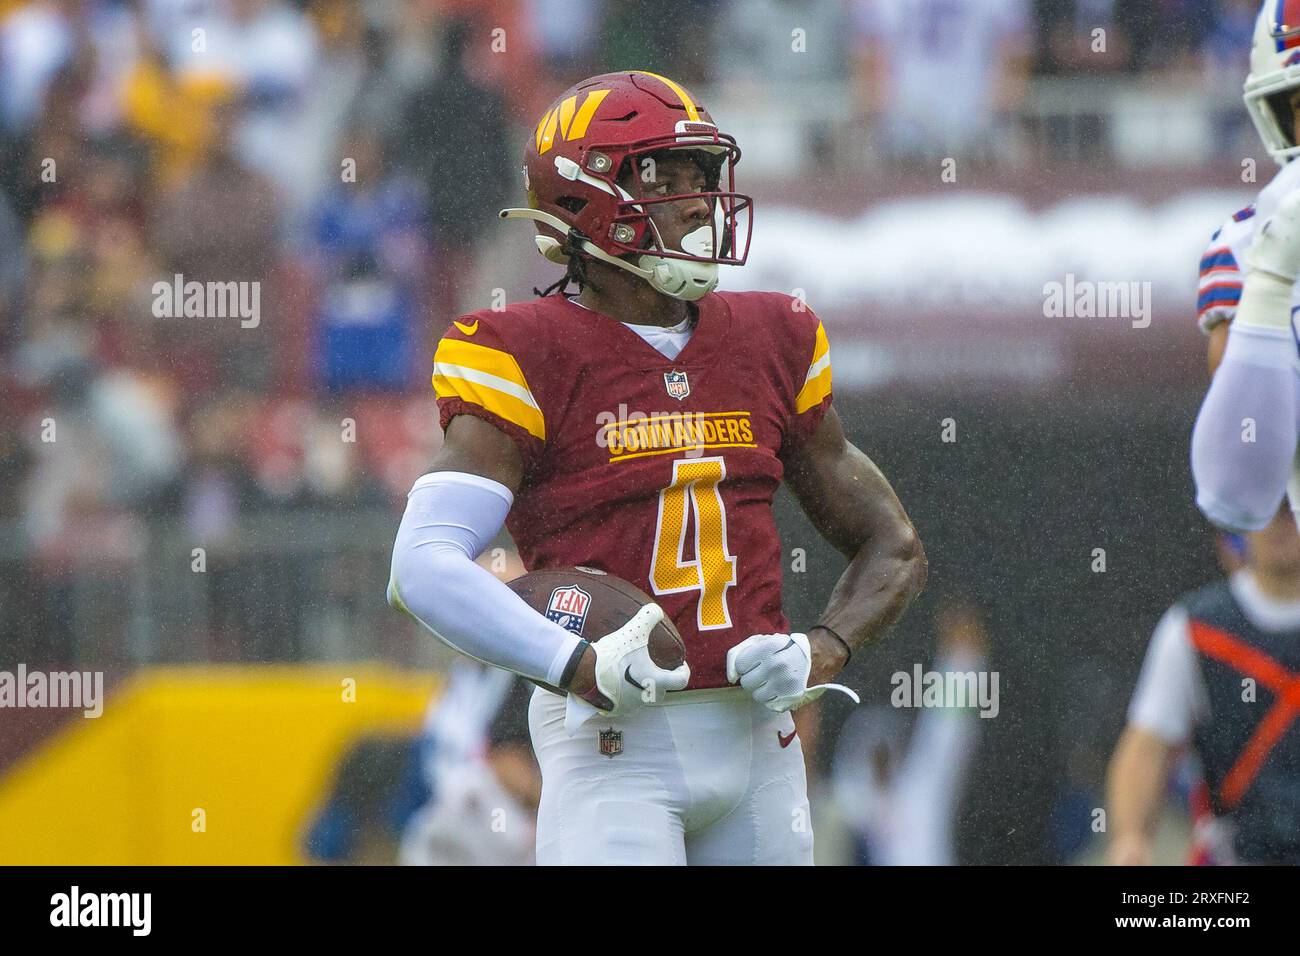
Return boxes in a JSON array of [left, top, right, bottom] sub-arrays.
[[536, 89, 610, 155]]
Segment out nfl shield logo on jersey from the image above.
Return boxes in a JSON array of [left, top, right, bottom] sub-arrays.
[[663, 370, 690, 401], [545, 585, 591, 635], [599, 727, 623, 758]]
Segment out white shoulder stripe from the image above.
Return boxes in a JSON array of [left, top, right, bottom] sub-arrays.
[[433, 362, 542, 410], [805, 348, 831, 383]]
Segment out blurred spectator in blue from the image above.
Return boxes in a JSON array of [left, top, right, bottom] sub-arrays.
[[309, 123, 427, 286], [308, 122, 425, 393], [313, 251, 417, 394]]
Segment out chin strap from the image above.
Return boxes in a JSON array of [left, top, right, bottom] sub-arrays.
[[499, 207, 657, 282], [499, 207, 718, 301]]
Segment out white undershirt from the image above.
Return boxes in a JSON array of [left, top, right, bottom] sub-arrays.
[[1127, 570, 1300, 745], [567, 295, 694, 360]]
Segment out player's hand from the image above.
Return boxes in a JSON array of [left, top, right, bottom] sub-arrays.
[[576, 603, 690, 715], [726, 632, 860, 713], [1247, 188, 1300, 282]]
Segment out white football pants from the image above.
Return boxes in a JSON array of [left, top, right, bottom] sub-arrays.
[[528, 686, 814, 865]]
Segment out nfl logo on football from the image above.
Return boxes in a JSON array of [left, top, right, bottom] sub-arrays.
[[663, 370, 690, 401], [545, 585, 591, 635]]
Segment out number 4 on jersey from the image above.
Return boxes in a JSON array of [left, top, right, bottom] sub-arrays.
[[650, 456, 737, 630]]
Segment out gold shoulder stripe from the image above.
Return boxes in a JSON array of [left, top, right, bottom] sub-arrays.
[[435, 338, 526, 389], [794, 321, 832, 414], [432, 338, 545, 440]]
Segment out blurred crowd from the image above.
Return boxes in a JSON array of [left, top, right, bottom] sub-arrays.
[[0, 0, 1279, 867], [0, 0, 1269, 662]]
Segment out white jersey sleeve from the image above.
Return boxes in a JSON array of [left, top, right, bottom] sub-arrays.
[[1197, 210, 1252, 333], [1127, 605, 1209, 746], [1198, 160, 1300, 334]]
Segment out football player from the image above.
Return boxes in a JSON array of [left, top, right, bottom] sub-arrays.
[[387, 71, 927, 865], [1191, 2, 1300, 533]]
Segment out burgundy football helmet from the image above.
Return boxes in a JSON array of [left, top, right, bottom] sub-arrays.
[[499, 70, 752, 301]]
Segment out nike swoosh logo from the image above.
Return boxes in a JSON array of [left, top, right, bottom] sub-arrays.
[[624, 667, 644, 691], [454, 320, 479, 336], [777, 638, 797, 654], [778, 729, 797, 749]]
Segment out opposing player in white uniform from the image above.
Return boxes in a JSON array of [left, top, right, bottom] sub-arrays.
[[1192, 2, 1300, 532]]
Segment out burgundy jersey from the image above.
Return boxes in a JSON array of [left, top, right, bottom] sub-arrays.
[[432, 291, 833, 688]]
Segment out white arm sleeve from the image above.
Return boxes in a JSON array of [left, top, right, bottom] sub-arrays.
[[387, 471, 584, 687], [1191, 320, 1300, 532]]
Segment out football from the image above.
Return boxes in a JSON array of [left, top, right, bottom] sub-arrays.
[[506, 566, 686, 670]]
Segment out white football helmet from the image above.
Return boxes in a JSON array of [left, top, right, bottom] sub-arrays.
[[1245, 1, 1300, 165]]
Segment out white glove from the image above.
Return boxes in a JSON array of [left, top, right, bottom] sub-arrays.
[[563, 603, 691, 735], [581, 603, 691, 715], [726, 632, 860, 714]]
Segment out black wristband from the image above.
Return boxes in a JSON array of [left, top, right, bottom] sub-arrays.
[[557, 639, 591, 692], [812, 625, 852, 665]]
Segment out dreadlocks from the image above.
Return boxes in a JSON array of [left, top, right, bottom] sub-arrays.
[[533, 247, 593, 298]]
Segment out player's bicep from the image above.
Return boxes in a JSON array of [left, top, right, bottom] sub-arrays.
[[428, 414, 524, 496], [781, 406, 916, 559]]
